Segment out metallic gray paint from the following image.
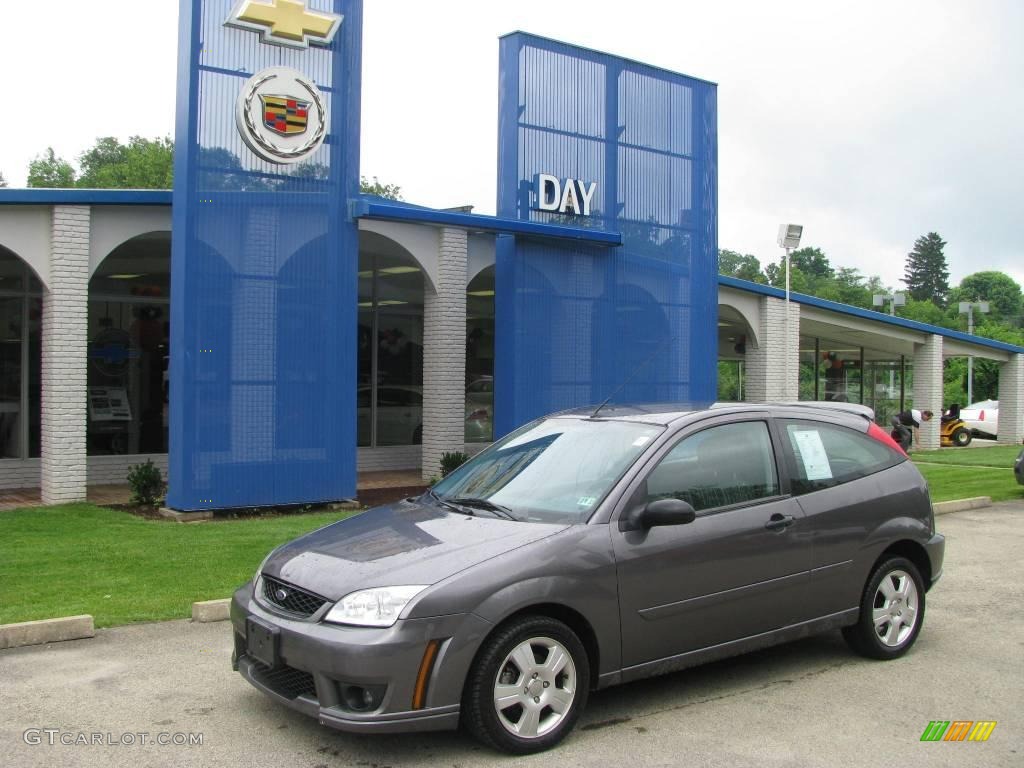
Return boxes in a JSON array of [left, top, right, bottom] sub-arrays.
[[232, 402, 945, 737]]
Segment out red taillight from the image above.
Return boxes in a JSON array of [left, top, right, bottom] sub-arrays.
[[868, 421, 907, 457]]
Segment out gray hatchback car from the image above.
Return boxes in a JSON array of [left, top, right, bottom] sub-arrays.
[[231, 402, 945, 753]]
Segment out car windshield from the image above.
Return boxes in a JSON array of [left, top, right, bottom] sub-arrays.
[[431, 417, 663, 524]]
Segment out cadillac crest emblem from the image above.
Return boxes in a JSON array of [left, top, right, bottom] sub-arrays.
[[235, 66, 327, 164]]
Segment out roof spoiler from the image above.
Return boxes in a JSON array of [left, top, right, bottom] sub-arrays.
[[774, 401, 876, 422]]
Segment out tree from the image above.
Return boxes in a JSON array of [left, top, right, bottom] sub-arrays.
[[76, 136, 174, 189], [27, 148, 76, 187], [765, 260, 810, 293], [901, 297, 952, 328], [789, 246, 833, 280], [902, 232, 950, 306], [360, 175, 402, 200], [718, 249, 765, 282], [949, 271, 1022, 325]]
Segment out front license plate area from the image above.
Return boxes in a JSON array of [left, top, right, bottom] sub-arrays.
[[246, 617, 279, 668]]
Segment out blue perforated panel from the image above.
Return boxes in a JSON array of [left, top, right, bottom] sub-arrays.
[[495, 34, 718, 436], [168, 0, 362, 509]]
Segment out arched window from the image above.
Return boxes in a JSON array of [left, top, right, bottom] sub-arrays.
[[87, 232, 170, 455], [358, 234, 425, 447], [466, 266, 494, 442], [0, 246, 42, 459]]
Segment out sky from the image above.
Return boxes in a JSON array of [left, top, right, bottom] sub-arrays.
[[2, 0, 1021, 290]]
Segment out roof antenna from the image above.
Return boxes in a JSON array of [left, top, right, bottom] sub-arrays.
[[591, 335, 678, 418]]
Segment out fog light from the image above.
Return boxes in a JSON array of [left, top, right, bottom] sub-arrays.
[[340, 684, 385, 712]]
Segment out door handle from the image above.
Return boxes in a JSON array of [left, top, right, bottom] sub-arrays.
[[764, 513, 795, 531]]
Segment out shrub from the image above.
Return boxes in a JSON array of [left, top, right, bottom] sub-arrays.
[[440, 451, 470, 478], [127, 460, 165, 506]]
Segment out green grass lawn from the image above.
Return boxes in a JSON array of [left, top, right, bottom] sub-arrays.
[[911, 444, 1022, 468], [911, 444, 1024, 503], [915, 464, 1024, 503], [0, 504, 356, 628]]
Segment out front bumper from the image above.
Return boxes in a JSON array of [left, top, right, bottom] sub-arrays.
[[925, 532, 945, 589], [230, 582, 493, 734]]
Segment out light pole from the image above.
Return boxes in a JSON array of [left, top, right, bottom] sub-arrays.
[[959, 300, 990, 404], [873, 293, 906, 400], [872, 292, 906, 316], [777, 224, 803, 399]]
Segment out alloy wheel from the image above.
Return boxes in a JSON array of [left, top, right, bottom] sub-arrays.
[[492, 637, 577, 739], [871, 569, 919, 647]]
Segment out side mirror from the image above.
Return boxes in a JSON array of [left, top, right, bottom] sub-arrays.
[[620, 497, 697, 531]]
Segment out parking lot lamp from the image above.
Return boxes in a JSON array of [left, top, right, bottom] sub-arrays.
[[777, 224, 803, 397], [959, 300, 990, 404]]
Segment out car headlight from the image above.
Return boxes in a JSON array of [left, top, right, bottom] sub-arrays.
[[323, 585, 430, 628], [253, 548, 278, 584]]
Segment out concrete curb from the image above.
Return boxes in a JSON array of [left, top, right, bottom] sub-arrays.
[[191, 598, 231, 623], [0, 615, 95, 650], [158, 507, 213, 522], [933, 496, 992, 516]]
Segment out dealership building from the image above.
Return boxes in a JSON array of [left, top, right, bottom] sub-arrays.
[[0, 0, 1021, 507]]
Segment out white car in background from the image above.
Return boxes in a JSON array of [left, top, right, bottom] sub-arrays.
[[960, 400, 998, 438]]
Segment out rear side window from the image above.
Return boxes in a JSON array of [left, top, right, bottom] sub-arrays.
[[782, 420, 901, 495]]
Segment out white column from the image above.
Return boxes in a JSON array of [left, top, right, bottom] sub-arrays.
[[996, 354, 1024, 445], [912, 334, 943, 451], [41, 206, 90, 504], [744, 296, 800, 402], [421, 227, 467, 481]]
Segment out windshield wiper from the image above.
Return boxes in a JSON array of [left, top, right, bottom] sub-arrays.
[[450, 497, 519, 521], [428, 488, 475, 516]]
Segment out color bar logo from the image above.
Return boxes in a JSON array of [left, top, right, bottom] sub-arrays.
[[920, 720, 997, 742]]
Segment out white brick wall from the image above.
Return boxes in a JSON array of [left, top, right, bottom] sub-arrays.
[[744, 296, 800, 402], [41, 206, 90, 504], [912, 335, 943, 450], [87, 454, 169, 485], [0, 459, 41, 490], [997, 354, 1024, 445], [357, 445, 421, 472], [421, 227, 468, 480]]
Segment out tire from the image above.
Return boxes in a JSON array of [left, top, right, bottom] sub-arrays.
[[462, 615, 590, 754], [952, 427, 971, 447], [843, 556, 926, 660]]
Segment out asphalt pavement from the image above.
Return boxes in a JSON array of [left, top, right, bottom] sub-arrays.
[[3, 502, 1022, 767]]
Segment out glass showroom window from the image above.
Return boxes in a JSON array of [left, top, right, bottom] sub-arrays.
[[466, 267, 494, 443], [358, 250, 424, 447], [800, 336, 864, 405], [0, 248, 42, 460], [87, 234, 170, 455]]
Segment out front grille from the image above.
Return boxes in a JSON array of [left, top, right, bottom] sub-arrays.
[[250, 660, 317, 700], [261, 575, 328, 617]]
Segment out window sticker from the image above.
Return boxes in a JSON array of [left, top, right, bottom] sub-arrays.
[[792, 429, 833, 480], [577, 496, 597, 508]]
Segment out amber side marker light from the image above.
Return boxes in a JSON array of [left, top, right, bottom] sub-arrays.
[[412, 640, 441, 710]]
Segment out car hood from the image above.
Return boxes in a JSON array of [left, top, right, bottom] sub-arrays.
[[262, 497, 568, 601]]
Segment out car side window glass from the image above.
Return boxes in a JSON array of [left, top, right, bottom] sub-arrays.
[[644, 421, 779, 512], [783, 420, 899, 495]]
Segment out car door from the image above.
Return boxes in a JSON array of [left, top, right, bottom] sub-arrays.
[[611, 418, 811, 670], [777, 417, 909, 618]]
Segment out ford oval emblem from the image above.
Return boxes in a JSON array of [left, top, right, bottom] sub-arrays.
[[275, 588, 289, 601]]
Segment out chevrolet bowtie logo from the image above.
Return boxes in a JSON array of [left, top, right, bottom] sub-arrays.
[[225, 0, 343, 49]]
